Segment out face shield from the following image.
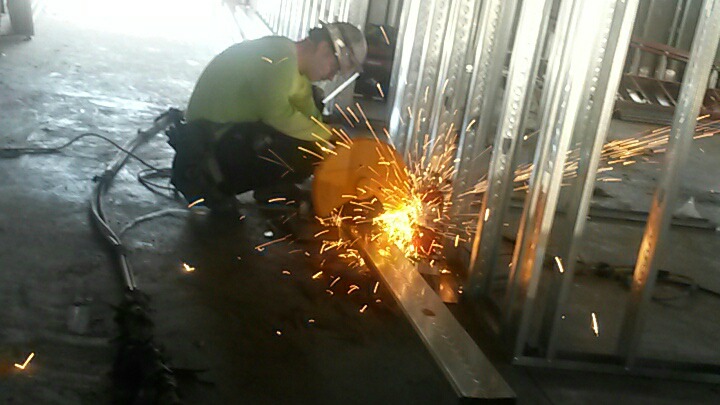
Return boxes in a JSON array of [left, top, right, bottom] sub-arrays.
[[322, 22, 367, 77]]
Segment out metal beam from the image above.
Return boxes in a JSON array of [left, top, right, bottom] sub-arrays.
[[618, 0, 720, 368], [466, 0, 553, 299], [347, 227, 516, 402], [446, 0, 517, 263], [504, 0, 617, 357], [538, 0, 640, 359], [387, 0, 428, 154]]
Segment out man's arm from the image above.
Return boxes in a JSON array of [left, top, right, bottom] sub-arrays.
[[254, 61, 332, 142]]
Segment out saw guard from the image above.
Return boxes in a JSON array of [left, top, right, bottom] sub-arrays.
[[312, 138, 409, 217]]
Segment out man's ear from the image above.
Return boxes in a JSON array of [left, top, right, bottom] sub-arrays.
[[319, 40, 334, 56]]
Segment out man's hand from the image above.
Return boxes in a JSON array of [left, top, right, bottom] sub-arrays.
[[312, 85, 325, 111]]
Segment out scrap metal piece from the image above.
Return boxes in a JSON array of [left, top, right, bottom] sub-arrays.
[[348, 227, 515, 401]]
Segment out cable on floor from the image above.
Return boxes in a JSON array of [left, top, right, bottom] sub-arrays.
[[0, 132, 162, 171]]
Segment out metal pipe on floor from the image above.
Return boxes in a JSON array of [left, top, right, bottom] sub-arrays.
[[347, 226, 516, 401], [618, 0, 720, 368]]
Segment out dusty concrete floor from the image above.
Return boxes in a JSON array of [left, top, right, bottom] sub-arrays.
[[1, 1, 720, 404]]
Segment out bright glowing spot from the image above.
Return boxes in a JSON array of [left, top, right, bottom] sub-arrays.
[[359, 304, 368, 313], [379, 25, 390, 45], [275, 330, 282, 336], [255, 234, 292, 251], [591, 312, 599, 337], [348, 285, 360, 294], [312, 271, 323, 279], [554, 256, 565, 273], [268, 197, 286, 203], [314, 230, 330, 238], [376, 82, 385, 98], [188, 198, 205, 208], [14, 352, 35, 370], [484, 208, 490, 222], [373, 194, 425, 258], [373, 281, 379, 294], [282, 270, 291, 275], [182, 263, 195, 272]]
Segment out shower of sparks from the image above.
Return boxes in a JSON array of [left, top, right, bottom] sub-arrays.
[[472, 118, 720, 195], [14, 352, 35, 370], [182, 263, 195, 273], [591, 312, 599, 337], [308, 121, 460, 272], [335, 103, 355, 127], [302, 106, 718, 286]]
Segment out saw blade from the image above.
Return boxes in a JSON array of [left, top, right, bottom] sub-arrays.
[[312, 138, 409, 217]]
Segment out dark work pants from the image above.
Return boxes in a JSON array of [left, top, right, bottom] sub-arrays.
[[168, 120, 322, 204]]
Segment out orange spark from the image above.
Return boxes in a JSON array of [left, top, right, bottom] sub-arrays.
[[187, 198, 205, 208], [14, 352, 35, 370]]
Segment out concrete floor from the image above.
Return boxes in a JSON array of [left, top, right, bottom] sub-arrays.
[[1, 1, 720, 404]]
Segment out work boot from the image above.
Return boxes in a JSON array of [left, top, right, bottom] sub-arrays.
[[204, 191, 241, 217], [172, 160, 240, 216]]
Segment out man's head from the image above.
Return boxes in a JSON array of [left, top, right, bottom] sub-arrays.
[[297, 22, 367, 82]]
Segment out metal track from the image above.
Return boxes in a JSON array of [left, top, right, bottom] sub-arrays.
[[345, 226, 515, 402]]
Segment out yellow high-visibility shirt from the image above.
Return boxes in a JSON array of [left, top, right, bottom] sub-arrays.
[[185, 36, 330, 142]]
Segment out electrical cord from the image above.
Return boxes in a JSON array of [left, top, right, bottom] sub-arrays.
[[0, 132, 162, 171], [136, 168, 183, 201]]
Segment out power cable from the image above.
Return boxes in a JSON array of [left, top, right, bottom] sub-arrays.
[[0, 132, 162, 171]]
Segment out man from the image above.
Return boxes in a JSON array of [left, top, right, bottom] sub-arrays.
[[168, 22, 367, 213]]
